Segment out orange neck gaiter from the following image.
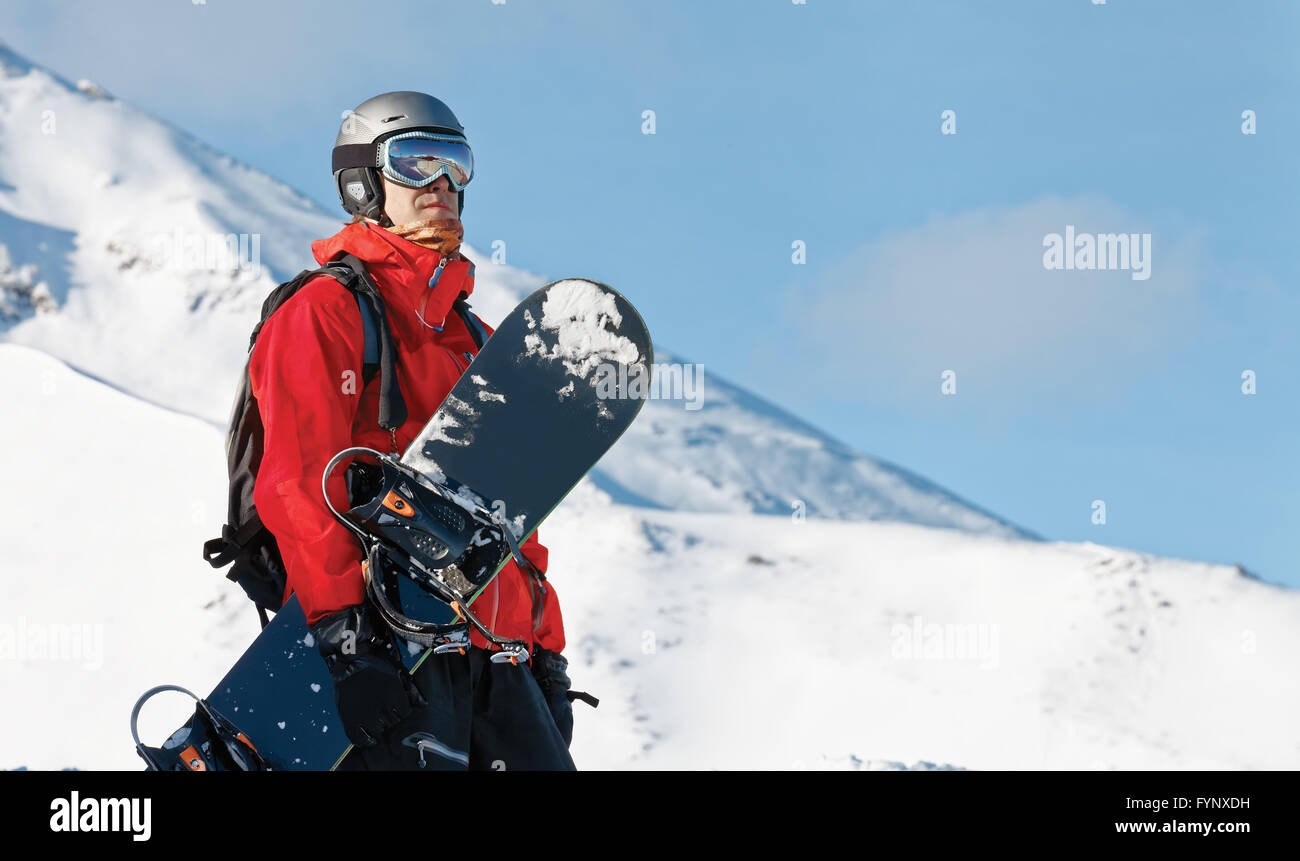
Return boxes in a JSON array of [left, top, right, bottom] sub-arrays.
[[382, 215, 472, 330], [385, 216, 467, 261]]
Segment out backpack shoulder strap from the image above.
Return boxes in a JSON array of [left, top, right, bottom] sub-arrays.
[[295, 263, 380, 380], [354, 290, 380, 372], [251, 259, 404, 432], [330, 254, 407, 433], [452, 292, 489, 350]]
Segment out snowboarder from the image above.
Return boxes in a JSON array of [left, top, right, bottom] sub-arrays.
[[250, 91, 575, 769]]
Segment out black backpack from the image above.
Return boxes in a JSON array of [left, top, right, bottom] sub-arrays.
[[202, 253, 488, 627]]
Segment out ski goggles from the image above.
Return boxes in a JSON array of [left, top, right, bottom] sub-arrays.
[[380, 131, 474, 191]]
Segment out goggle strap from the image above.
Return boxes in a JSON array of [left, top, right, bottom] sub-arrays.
[[333, 143, 379, 173]]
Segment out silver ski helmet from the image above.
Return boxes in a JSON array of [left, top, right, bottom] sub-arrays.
[[332, 91, 472, 223]]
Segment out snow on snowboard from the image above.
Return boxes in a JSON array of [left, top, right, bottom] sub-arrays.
[[133, 279, 652, 770]]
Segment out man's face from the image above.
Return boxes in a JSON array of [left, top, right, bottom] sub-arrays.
[[381, 173, 458, 226]]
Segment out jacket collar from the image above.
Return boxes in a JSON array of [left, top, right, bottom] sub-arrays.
[[311, 221, 475, 329]]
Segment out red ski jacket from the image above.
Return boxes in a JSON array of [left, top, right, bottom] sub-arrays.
[[249, 221, 565, 653]]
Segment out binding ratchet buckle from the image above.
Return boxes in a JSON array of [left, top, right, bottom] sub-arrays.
[[489, 643, 530, 665]]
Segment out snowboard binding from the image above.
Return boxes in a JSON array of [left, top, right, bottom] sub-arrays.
[[323, 446, 534, 664], [131, 685, 270, 771]]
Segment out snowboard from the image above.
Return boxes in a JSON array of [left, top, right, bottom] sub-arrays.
[[139, 278, 652, 771]]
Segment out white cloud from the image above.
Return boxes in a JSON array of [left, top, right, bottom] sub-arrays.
[[789, 196, 1212, 413]]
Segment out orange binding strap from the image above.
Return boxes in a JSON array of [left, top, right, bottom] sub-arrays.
[[381, 490, 415, 517], [179, 745, 207, 771]]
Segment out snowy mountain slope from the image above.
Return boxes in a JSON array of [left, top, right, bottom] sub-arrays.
[[0, 42, 338, 420], [550, 495, 1300, 770], [0, 42, 1022, 535], [0, 344, 260, 769], [2, 343, 1296, 770]]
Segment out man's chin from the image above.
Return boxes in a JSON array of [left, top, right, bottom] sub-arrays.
[[391, 212, 461, 230]]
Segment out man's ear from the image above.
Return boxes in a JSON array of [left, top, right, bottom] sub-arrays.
[[337, 168, 383, 219], [377, 175, 399, 227]]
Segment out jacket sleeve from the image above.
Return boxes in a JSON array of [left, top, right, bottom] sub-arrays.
[[532, 571, 566, 654], [521, 531, 566, 655], [466, 528, 564, 652], [248, 281, 368, 627]]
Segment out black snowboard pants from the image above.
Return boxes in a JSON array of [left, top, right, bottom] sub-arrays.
[[338, 646, 575, 771]]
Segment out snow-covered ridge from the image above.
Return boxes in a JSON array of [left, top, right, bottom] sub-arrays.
[[594, 346, 1028, 535], [0, 41, 338, 419], [0, 42, 1025, 536]]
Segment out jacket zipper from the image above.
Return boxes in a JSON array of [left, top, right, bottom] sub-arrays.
[[427, 256, 475, 375], [415, 256, 450, 331], [531, 573, 546, 634]]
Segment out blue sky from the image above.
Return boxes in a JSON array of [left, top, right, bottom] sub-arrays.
[[4, 0, 1297, 585]]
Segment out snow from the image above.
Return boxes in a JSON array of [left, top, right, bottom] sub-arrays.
[[471, 373, 506, 404], [74, 79, 111, 100], [0, 344, 260, 768], [524, 279, 642, 381], [413, 409, 472, 450], [545, 487, 1300, 769], [408, 457, 446, 488], [1, 341, 1297, 771], [446, 485, 490, 517]]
